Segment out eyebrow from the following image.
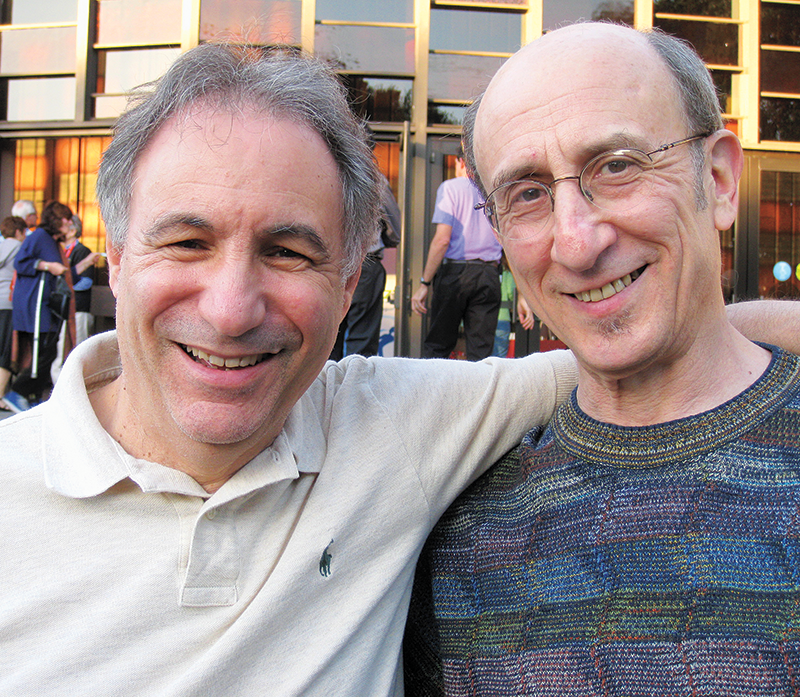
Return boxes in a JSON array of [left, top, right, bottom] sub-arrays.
[[489, 132, 647, 191], [142, 214, 333, 260]]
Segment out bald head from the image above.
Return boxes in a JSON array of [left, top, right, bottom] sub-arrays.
[[463, 23, 723, 194]]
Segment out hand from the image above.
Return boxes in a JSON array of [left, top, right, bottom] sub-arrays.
[[517, 296, 535, 330], [75, 252, 101, 274], [411, 285, 429, 316], [45, 262, 67, 276]]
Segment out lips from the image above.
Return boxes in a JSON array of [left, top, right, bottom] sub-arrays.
[[181, 344, 270, 369], [573, 265, 646, 303]]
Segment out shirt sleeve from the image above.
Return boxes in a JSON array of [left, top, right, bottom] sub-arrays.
[[345, 350, 578, 523], [431, 180, 456, 227], [13, 233, 44, 277]]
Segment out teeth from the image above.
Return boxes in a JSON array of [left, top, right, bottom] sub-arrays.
[[184, 345, 264, 369], [574, 267, 643, 304]]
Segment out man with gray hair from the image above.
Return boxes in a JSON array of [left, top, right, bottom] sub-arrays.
[[11, 198, 36, 233], [0, 42, 581, 696], [405, 22, 800, 695]]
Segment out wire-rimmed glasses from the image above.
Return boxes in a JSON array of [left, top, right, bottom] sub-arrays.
[[476, 133, 712, 241]]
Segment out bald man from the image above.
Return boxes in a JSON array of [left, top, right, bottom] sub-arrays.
[[406, 23, 800, 696]]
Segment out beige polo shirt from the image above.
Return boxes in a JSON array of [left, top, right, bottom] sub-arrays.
[[0, 332, 576, 696]]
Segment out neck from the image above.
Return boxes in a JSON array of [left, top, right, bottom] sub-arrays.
[[576, 322, 772, 426], [89, 375, 275, 494]]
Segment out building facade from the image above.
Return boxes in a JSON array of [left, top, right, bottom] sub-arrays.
[[1, 0, 798, 355]]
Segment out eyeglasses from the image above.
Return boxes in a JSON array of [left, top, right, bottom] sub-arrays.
[[476, 132, 712, 240]]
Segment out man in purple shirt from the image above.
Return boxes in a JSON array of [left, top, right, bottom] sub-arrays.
[[411, 148, 502, 360]]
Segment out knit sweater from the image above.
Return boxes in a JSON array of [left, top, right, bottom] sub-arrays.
[[405, 346, 800, 697]]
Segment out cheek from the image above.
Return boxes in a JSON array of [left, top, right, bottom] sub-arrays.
[[504, 238, 551, 288], [278, 275, 348, 335], [115, 266, 187, 332]]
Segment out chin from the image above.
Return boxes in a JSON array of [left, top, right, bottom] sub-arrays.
[[171, 401, 270, 447]]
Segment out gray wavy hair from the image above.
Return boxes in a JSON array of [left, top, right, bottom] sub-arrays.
[[96, 43, 381, 277]]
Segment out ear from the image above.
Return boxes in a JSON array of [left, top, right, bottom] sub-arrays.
[[708, 129, 743, 232], [340, 264, 362, 320], [105, 235, 123, 298]]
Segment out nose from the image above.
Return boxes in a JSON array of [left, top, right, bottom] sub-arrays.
[[198, 256, 267, 338], [549, 179, 616, 272]]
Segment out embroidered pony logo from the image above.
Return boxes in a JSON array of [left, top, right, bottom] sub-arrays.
[[319, 539, 334, 577]]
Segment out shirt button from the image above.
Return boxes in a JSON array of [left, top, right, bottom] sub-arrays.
[[205, 509, 217, 520]]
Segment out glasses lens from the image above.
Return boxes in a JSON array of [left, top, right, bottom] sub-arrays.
[[486, 180, 552, 240], [581, 149, 654, 213]]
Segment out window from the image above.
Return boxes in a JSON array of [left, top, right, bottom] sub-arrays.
[[316, 0, 415, 123], [94, 47, 180, 119], [14, 137, 112, 254], [7, 77, 75, 121], [653, 0, 741, 128], [315, 25, 415, 73], [200, 0, 302, 45], [341, 75, 412, 122], [95, 0, 182, 45], [0, 27, 77, 74], [758, 170, 800, 298], [9, 0, 77, 24], [760, 1, 800, 142], [428, 6, 521, 125], [543, 0, 633, 31], [316, 0, 413, 24]]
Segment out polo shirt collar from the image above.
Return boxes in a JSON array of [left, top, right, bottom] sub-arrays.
[[42, 332, 318, 501]]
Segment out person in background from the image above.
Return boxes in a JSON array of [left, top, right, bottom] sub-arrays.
[[330, 172, 400, 359], [491, 253, 534, 358], [51, 214, 98, 383], [0, 216, 26, 411], [411, 148, 503, 361], [6, 201, 95, 412], [11, 199, 37, 235]]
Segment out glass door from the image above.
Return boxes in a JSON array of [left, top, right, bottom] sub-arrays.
[[740, 153, 800, 300]]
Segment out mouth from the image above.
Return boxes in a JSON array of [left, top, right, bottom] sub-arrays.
[[572, 265, 647, 303], [181, 344, 272, 370]]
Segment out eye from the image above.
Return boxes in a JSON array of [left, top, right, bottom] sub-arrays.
[[518, 186, 546, 203], [503, 180, 549, 210], [603, 159, 631, 175], [172, 238, 204, 250], [272, 247, 308, 260], [263, 245, 314, 270], [589, 151, 649, 185]]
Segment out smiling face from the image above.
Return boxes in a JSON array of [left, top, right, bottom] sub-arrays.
[[475, 24, 736, 381], [106, 106, 356, 462]]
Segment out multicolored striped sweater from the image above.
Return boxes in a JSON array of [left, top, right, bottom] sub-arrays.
[[405, 346, 800, 696]]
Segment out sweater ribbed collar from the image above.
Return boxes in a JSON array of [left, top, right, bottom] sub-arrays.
[[551, 346, 800, 469]]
